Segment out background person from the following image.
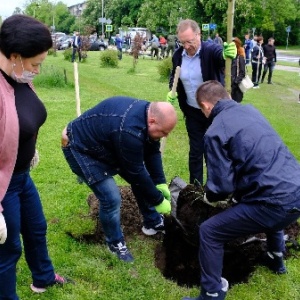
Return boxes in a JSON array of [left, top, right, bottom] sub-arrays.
[[231, 37, 246, 103], [261, 37, 277, 84], [213, 33, 223, 45], [61, 97, 177, 263], [166, 33, 177, 58], [71, 31, 81, 63], [251, 35, 264, 88], [166, 19, 237, 185], [244, 33, 252, 65], [159, 35, 167, 59], [0, 15, 72, 300], [148, 34, 160, 59], [182, 80, 300, 300], [115, 33, 123, 60]]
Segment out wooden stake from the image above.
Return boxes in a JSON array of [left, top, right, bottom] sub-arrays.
[[74, 62, 81, 117]]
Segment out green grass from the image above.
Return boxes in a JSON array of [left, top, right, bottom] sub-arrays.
[[15, 50, 300, 299]]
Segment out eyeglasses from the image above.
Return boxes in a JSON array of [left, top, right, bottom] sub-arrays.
[[178, 34, 199, 46]]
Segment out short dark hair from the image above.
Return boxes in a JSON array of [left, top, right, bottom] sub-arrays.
[[0, 14, 52, 59], [196, 80, 230, 105]]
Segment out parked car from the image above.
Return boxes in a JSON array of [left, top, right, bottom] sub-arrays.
[[54, 35, 72, 50], [88, 39, 108, 51], [60, 37, 73, 50]]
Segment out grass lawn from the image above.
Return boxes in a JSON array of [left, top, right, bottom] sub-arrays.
[[16, 50, 300, 300]]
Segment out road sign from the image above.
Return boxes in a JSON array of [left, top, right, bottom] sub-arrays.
[[106, 19, 112, 25], [106, 25, 113, 32], [99, 17, 106, 23], [286, 26, 291, 33], [202, 24, 209, 31], [209, 23, 217, 30]]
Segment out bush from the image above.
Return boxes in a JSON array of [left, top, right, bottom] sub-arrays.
[[157, 57, 172, 80], [33, 65, 67, 88], [100, 50, 118, 68], [63, 48, 73, 61], [48, 48, 57, 56]]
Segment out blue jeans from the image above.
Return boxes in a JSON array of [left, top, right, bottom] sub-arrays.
[[199, 202, 300, 293], [0, 170, 55, 300], [62, 146, 161, 244]]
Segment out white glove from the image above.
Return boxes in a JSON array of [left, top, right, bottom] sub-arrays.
[[0, 212, 7, 244]]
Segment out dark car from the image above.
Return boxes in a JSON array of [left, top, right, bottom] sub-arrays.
[[89, 39, 108, 51]]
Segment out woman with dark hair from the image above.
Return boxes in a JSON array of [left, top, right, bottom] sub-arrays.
[[0, 15, 72, 300], [231, 37, 246, 102]]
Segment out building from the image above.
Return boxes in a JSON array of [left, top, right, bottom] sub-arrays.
[[68, 2, 87, 17]]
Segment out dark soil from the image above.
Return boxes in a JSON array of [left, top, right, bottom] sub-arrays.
[[70, 183, 300, 288]]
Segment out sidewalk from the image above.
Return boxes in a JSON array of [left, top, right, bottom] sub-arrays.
[[276, 65, 300, 73]]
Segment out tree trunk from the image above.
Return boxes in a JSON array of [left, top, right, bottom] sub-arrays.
[[225, 0, 236, 93]]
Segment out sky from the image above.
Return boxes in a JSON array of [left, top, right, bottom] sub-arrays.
[[1, 0, 81, 19]]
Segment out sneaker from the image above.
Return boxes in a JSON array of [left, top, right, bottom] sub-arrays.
[[142, 217, 165, 236], [30, 273, 73, 293], [182, 277, 228, 300], [108, 241, 134, 262], [253, 85, 260, 89], [262, 251, 287, 274]]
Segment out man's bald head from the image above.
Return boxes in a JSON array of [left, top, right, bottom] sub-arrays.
[[148, 102, 177, 140]]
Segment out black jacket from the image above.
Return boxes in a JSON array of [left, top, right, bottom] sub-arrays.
[[169, 41, 225, 115]]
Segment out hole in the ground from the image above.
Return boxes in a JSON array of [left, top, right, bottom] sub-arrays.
[[67, 185, 300, 288]]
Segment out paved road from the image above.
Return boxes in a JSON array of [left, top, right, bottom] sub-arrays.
[[277, 50, 299, 64]]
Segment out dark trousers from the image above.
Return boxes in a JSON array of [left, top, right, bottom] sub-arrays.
[[251, 62, 262, 86], [117, 47, 122, 60], [184, 106, 210, 185], [199, 202, 300, 293], [262, 61, 275, 83], [72, 46, 81, 62]]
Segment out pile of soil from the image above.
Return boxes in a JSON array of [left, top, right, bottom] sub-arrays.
[[73, 184, 300, 288]]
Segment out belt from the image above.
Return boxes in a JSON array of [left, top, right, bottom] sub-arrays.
[[61, 127, 69, 147]]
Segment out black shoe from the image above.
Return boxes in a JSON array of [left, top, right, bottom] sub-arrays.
[[262, 251, 287, 274], [108, 241, 134, 262]]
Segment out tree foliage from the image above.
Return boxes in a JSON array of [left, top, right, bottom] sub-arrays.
[[2, 0, 299, 45]]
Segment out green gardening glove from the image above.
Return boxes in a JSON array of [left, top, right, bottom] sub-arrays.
[[222, 42, 237, 60], [156, 183, 171, 201], [154, 199, 171, 215], [166, 91, 178, 105]]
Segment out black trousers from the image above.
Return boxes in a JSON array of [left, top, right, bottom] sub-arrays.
[[184, 105, 210, 185]]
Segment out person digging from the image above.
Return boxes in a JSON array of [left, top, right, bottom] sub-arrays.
[[182, 80, 300, 300]]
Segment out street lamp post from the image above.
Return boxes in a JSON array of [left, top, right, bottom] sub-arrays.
[[101, 0, 104, 36]]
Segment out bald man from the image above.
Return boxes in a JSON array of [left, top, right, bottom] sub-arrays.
[[61, 96, 177, 262]]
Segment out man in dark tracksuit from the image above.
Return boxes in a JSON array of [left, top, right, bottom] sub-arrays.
[[261, 37, 277, 84], [167, 19, 236, 185], [182, 80, 300, 300]]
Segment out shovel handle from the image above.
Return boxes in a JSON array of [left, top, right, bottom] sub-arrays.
[[171, 66, 181, 97]]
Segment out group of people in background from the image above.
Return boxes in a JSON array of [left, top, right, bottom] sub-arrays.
[[205, 31, 277, 101], [1, 13, 296, 300]]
